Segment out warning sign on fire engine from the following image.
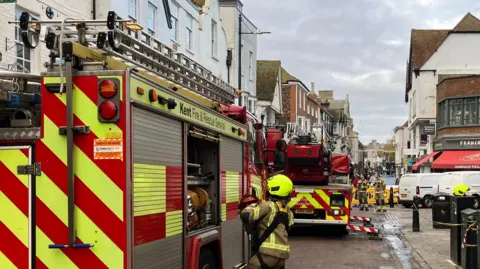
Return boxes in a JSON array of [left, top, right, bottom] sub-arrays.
[[94, 139, 123, 160]]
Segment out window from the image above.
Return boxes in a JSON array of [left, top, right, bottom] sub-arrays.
[[211, 20, 218, 58], [186, 14, 193, 51], [147, 2, 156, 34], [247, 120, 258, 168], [249, 51, 253, 80], [14, 9, 35, 73], [463, 98, 477, 125], [170, 2, 179, 41], [307, 104, 310, 114], [297, 89, 301, 109], [449, 99, 462, 126], [412, 91, 416, 117], [248, 100, 253, 112], [128, 0, 137, 18], [303, 92, 306, 109]]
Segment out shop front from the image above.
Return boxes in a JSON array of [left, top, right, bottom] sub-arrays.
[[431, 136, 480, 171]]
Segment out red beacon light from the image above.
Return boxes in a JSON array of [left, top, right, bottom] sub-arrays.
[[97, 79, 120, 123]]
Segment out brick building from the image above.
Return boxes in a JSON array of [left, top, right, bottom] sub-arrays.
[[280, 67, 320, 135]]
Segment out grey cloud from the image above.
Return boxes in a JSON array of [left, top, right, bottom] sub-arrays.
[[242, 0, 479, 143]]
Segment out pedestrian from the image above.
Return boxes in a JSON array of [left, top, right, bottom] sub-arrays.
[[357, 175, 369, 211], [453, 183, 470, 196], [374, 175, 387, 212], [239, 174, 294, 269]]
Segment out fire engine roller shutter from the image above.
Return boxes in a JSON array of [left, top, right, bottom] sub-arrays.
[[132, 106, 183, 269], [220, 135, 244, 268]]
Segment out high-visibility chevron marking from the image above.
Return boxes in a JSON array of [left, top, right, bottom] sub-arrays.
[[166, 210, 183, 237], [226, 171, 240, 203], [221, 204, 227, 221], [42, 116, 123, 220], [289, 192, 322, 209], [0, 151, 122, 268], [41, 89, 125, 190], [43, 77, 122, 139], [34, 142, 125, 249], [0, 191, 77, 268], [0, 250, 17, 269]]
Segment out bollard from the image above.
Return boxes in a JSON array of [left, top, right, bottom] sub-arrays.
[[389, 187, 394, 208], [412, 196, 420, 232], [461, 215, 478, 269]]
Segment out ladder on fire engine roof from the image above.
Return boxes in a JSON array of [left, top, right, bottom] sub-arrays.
[[9, 11, 237, 108]]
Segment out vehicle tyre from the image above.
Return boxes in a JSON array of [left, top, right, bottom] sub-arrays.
[[422, 196, 434, 208], [198, 248, 216, 269], [333, 225, 349, 235], [473, 195, 480, 209]]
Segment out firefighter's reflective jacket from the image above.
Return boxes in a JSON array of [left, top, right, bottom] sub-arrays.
[[241, 200, 294, 259]]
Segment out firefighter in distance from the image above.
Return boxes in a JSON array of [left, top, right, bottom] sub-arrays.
[[357, 175, 369, 211], [374, 175, 387, 212], [239, 174, 294, 269], [454, 183, 470, 196]]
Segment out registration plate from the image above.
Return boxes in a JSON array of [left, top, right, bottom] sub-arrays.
[[401, 194, 407, 198], [295, 209, 314, 214]]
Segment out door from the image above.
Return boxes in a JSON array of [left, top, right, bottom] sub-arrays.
[[438, 174, 453, 194], [132, 107, 184, 269], [220, 136, 244, 269], [399, 175, 416, 201], [0, 146, 33, 269], [419, 174, 438, 197]]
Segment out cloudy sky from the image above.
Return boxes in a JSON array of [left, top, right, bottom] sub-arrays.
[[242, 0, 480, 144]]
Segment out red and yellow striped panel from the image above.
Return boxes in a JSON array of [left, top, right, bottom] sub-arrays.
[[288, 189, 350, 222], [34, 75, 127, 268], [221, 171, 242, 221], [133, 163, 182, 245]]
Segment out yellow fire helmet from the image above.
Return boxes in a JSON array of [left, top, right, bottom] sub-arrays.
[[454, 183, 470, 196], [267, 174, 293, 197]]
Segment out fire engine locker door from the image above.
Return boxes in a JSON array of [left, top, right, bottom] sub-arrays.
[[0, 146, 33, 269], [220, 136, 244, 269], [132, 107, 183, 269]]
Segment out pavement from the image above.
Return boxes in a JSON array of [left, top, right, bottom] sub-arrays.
[[286, 205, 457, 269]]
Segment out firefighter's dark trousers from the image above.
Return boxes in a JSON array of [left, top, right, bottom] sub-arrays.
[[246, 253, 285, 269]]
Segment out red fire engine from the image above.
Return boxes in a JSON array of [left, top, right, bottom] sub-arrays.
[[0, 10, 266, 269]]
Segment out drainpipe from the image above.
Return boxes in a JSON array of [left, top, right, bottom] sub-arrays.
[[92, 0, 96, 19]]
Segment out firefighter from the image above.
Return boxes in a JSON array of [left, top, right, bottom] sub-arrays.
[[239, 174, 294, 269], [374, 175, 387, 212], [357, 175, 369, 211], [453, 183, 470, 196]]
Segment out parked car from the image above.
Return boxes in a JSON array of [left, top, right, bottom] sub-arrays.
[[398, 173, 440, 208]]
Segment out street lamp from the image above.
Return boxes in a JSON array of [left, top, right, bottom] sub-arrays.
[[237, 14, 271, 106]]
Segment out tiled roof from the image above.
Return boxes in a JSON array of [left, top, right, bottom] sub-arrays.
[[281, 67, 298, 83], [453, 12, 480, 32], [410, 29, 449, 70], [256, 60, 281, 101]]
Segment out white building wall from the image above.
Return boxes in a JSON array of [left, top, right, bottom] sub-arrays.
[[0, 0, 93, 74], [219, 0, 258, 109], [98, 0, 229, 82], [423, 34, 480, 70]]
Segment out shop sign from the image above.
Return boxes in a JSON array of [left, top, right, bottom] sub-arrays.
[[421, 123, 436, 135], [459, 140, 480, 147]]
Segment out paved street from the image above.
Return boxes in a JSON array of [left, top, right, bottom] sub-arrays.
[[286, 206, 456, 269]]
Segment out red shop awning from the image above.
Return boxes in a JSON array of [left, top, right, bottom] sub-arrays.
[[412, 151, 440, 171], [431, 150, 480, 169]]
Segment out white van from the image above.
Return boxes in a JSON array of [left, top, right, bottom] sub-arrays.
[[438, 171, 480, 208], [398, 173, 441, 208]]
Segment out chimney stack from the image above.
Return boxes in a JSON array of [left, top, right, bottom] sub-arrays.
[[311, 81, 315, 92]]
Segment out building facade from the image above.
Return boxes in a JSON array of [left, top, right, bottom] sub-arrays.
[[0, 0, 93, 74], [405, 13, 480, 162], [219, 0, 258, 112], [393, 121, 408, 177], [256, 60, 282, 125]]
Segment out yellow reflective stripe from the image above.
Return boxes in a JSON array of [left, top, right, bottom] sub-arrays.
[[260, 242, 290, 251], [43, 116, 123, 220], [133, 163, 166, 216], [43, 77, 122, 139], [226, 172, 240, 203], [253, 207, 260, 221], [0, 191, 78, 268], [1, 150, 123, 268], [316, 189, 330, 207], [267, 203, 276, 245], [221, 204, 227, 221], [0, 150, 28, 186], [0, 251, 16, 269], [166, 210, 183, 237], [288, 193, 322, 209]]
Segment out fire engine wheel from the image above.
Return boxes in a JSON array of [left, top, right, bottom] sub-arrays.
[[198, 248, 217, 269]]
